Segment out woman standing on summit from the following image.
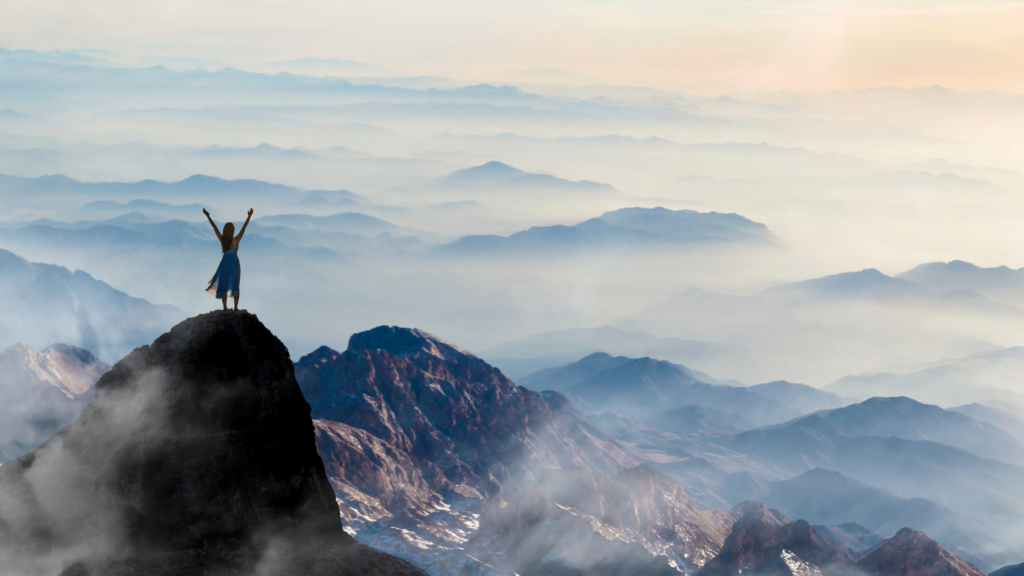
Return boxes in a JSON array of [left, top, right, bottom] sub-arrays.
[[203, 207, 253, 311]]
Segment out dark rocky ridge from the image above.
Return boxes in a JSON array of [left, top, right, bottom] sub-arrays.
[[0, 311, 424, 575], [697, 515, 987, 576], [858, 528, 988, 576]]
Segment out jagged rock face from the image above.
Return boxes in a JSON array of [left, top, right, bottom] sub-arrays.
[[463, 465, 737, 574], [299, 326, 761, 574], [0, 342, 110, 461], [695, 518, 855, 576], [295, 326, 636, 522], [0, 312, 425, 576], [857, 527, 987, 576]]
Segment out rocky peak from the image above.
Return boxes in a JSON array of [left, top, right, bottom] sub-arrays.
[[695, 517, 855, 576], [347, 325, 509, 385], [296, 325, 633, 498], [0, 341, 111, 462], [733, 500, 790, 526], [0, 341, 109, 400], [298, 326, 644, 572], [0, 311, 424, 575], [857, 527, 987, 576]]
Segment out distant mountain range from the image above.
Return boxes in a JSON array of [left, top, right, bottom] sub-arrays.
[[0, 248, 184, 361], [253, 212, 438, 241], [522, 352, 848, 426], [430, 160, 621, 195], [484, 325, 726, 380], [826, 346, 1024, 408], [440, 206, 775, 256], [622, 262, 1024, 384], [760, 468, 996, 567], [898, 260, 1024, 306], [795, 396, 1024, 465], [583, 391, 1024, 569], [0, 172, 363, 215]]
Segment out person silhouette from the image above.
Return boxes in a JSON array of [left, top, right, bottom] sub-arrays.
[[204, 208, 253, 311]]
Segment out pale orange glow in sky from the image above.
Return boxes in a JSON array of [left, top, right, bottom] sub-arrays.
[[1, 0, 1022, 94]]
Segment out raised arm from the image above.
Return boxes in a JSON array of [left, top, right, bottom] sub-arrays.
[[203, 208, 222, 240], [236, 208, 254, 242]]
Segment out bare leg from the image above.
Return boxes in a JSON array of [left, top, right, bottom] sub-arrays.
[[233, 294, 239, 311], [221, 295, 228, 310]]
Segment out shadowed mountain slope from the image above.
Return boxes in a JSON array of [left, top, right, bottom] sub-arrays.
[[858, 528, 988, 576], [0, 311, 424, 575]]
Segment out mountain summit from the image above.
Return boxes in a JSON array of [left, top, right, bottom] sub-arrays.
[[0, 311, 424, 575]]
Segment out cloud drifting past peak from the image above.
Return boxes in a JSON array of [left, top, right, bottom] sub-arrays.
[[2, 0, 1023, 94]]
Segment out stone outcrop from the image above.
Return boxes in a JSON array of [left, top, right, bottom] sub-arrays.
[[697, 516, 988, 576], [857, 527, 988, 576], [0, 342, 110, 461], [0, 311, 425, 575], [695, 517, 855, 576]]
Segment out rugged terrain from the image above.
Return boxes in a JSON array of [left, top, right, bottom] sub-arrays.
[[0, 342, 109, 461], [296, 326, 743, 574], [0, 311, 424, 576]]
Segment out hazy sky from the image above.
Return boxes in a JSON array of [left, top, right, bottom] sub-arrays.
[[2, 0, 1022, 94]]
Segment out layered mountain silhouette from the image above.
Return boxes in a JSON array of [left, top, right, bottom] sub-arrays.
[[485, 326, 724, 380], [622, 263, 1024, 384], [527, 352, 846, 426], [760, 469, 994, 568], [730, 414, 1024, 566], [430, 161, 622, 196], [441, 206, 775, 255], [0, 248, 185, 360], [898, 260, 1024, 306], [0, 311, 424, 575], [798, 396, 1024, 465], [697, 513, 987, 576], [826, 347, 1024, 408], [0, 172, 352, 204], [951, 403, 1024, 443], [0, 342, 109, 461]]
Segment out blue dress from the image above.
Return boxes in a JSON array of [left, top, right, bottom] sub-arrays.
[[206, 247, 241, 298]]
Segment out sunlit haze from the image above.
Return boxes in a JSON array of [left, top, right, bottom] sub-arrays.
[[3, 0, 1024, 93]]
